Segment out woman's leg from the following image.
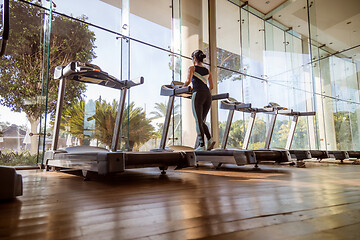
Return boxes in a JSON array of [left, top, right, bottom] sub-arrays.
[[202, 92, 212, 141], [192, 92, 206, 147]]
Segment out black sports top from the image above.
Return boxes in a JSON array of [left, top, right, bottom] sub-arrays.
[[192, 65, 210, 92]]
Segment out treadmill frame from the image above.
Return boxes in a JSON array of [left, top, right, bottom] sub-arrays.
[[45, 63, 195, 177]]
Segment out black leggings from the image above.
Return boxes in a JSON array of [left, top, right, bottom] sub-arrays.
[[192, 90, 212, 147]]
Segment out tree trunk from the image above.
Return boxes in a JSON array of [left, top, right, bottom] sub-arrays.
[[27, 116, 40, 155]]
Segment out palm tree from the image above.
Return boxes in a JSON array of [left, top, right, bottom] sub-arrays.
[[87, 100, 117, 147], [89, 100, 154, 150], [60, 99, 91, 145], [150, 101, 182, 145], [150, 102, 169, 121], [122, 102, 154, 150]]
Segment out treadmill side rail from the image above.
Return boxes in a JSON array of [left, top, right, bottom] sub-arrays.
[[99, 152, 125, 175], [328, 151, 349, 160], [289, 150, 312, 161], [233, 150, 256, 165]]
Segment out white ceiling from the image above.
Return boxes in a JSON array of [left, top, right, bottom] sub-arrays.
[[270, 0, 360, 61], [242, 0, 290, 14]]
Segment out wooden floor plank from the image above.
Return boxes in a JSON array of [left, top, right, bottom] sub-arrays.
[[0, 164, 359, 240], [283, 222, 360, 240], [190, 209, 360, 240]]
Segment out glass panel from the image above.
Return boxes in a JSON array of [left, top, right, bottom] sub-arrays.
[[240, 10, 267, 149], [217, 69, 244, 148], [264, 22, 289, 149], [216, 0, 242, 148], [47, 12, 121, 151], [319, 55, 337, 150], [0, 1, 50, 166], [216, 0, 241, 72], [346, 60, 360, 150], [351, 103, 360, 150], [125, 0, 175, 151], [38, 0, 53, 165], [129, 41, 174, 150], [307, 0, 360, 150], [244, 78, 268, 150], [130, 0, 172, 50], [330, 56, 350, 150], [54, 0, 122, 33], [243, 13, 265, 79], [181, 0, 209, 147]]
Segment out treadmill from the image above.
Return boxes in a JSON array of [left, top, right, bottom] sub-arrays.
[[44, 62, 195, 178], [155, 81, 255, 169], [274, 108, 360, 165], [272, 106, 316, 166], [220, 99, 292, 167], [313, 150, 359, 164]]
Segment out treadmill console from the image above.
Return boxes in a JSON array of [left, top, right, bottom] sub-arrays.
[[171, 81, 184, 88], [161, 81, 192, 97], [54, 62, 144, 90]]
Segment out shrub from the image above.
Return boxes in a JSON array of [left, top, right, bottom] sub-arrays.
[[0, 150, 38, 166]]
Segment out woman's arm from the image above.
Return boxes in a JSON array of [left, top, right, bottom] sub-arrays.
[[208, 71, 214, 91], [183, 66, 194, 87]]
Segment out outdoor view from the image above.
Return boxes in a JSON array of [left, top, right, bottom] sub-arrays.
[[0, 0, 359, 167]]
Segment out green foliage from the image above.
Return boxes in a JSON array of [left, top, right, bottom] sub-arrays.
[[150, 102, 168, 121], [0, 151, 38, 166], [203, 46, 242, 83], [150, 101, 181, 144], [219, 119, 266, 149], [0, 1, 96, 122], [216, 48, 242, 82], [270, 119, 289, 149], [60, 99, 91, 145], [292, 117, 309, 149], [334, 111, 353, 150], [219, 117, 311, 150], [88, 100, 154, 150], [87, 99, 118, 147]]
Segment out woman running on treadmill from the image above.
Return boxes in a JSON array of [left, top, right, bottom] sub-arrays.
[[183, 49, 216, 151]]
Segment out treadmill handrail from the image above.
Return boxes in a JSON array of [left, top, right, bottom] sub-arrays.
[[277, 109, 316, 116], [54, 62, 144, 90], [160, 85, 192, 96], [0, 0, 9, 57], [297, 111, 316, 116], [123, 77, 144, 88], [220, 101, 252, 110], [212, 93, 229, 100], [175, 86, 192, 95]]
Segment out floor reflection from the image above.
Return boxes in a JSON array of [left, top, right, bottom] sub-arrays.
[[0, 199, 22, 237]]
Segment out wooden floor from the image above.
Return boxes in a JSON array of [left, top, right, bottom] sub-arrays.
[[1, 162, 360, 240]]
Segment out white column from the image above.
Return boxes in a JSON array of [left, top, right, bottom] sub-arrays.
[[209, 0, 219, 147]]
